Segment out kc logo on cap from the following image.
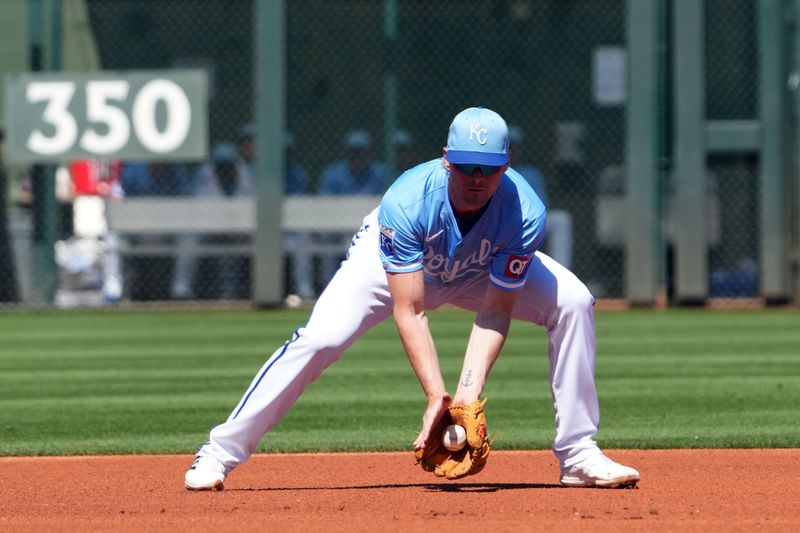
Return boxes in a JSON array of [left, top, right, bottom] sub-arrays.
[[469, 122, 488, 145], [446, 107, 509, 166]]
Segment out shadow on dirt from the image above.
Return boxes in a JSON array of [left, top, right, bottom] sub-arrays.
[[228, 482, 565, 493]]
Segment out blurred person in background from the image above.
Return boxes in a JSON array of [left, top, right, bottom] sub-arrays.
[[120, 160, 194, 300], [235, 122, 257, 183], [193, 142, 253, 197], [282, 132, 315, 303], [172, 142, 252, 300], [393, 129, 415, 173], [58, 159, 125, 304], [508, 125, 573, 270], [284, 132, 310, 195], [231, 123, 315, 303], [0, 128, 19, 303], [318, 129, 386, 195], [316, 129, 387, 286], [69, 159, 124, 200], [120, 160, 194, 197]]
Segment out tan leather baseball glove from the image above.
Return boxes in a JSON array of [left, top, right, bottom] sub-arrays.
[[414, 398, 491, 480]]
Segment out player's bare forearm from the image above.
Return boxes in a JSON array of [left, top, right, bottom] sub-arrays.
[[453, 322, 507, 403], [387, 271, 446, 400], [393, 308, 446, 398], [453, 285, 517, 404], [387, 270, 450, 450]]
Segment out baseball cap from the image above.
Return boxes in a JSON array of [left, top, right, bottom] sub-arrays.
[[212, 142, 237, 163], [446, 107, 509, 166], [393, 129, 412, 147], [345, 129, 372, 150], [238, 122, 256, 140]]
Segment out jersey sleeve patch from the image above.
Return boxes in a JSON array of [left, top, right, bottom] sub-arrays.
[[490, 252, 535, 291], [379, 224, 396, 257], [503, 254, 532, 279]]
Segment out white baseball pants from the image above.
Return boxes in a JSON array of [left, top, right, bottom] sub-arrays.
[[198, 209, 602, 470]]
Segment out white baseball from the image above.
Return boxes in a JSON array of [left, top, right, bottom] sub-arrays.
[[442, 424, 467, 451]]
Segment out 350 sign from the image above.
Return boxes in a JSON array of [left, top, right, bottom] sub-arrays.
[[5, 70, 207, 163]]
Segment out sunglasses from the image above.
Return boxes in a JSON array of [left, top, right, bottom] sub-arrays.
[[452, 163, 502, 176]]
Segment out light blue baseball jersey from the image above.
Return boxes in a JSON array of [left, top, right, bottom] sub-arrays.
[[378, 159, 547, 291]]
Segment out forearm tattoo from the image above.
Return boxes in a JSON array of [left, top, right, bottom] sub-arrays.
[[461, 369, 474, 387]]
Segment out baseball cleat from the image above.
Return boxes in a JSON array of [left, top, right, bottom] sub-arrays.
[[185, 455, 227, 491], [560, 453, 640, 488]]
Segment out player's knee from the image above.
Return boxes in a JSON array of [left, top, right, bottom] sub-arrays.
[[559, 282, 594, 317]]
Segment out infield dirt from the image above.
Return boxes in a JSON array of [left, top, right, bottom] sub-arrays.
[[0, 449, 797, 532]]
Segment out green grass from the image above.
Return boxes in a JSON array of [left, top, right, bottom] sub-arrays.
[[0, 308, 798, 456]]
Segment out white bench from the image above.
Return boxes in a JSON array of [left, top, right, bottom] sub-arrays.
[[104, 195, 382, 257]]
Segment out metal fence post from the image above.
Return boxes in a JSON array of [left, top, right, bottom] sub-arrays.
[[673, 0, 708, 304], [28, 0, 60, 305], [793, 0, 800, 304], [626, 0, 664, 305], [254, 0, 286, 306], [758, 0, 790, 303]]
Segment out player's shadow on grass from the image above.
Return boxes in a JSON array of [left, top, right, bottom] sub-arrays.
[[230, 482, 563, 493]]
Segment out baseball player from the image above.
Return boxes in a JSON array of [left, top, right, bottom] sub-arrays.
[[185, 107, 640, 490]]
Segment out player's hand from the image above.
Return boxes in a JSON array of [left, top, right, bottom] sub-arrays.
[[413, 394, 455, 474], [413, 393, 451, 451]]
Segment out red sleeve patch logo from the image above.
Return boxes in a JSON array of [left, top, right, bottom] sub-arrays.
[[504, 254, 531, 279]]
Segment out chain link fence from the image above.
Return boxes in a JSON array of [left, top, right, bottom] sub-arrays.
[[0, 0, 773, 307], [703, 0, 760, 299]]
